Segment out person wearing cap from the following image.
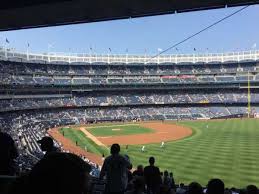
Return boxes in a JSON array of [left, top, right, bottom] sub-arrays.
[[38, 136, 59, 156]]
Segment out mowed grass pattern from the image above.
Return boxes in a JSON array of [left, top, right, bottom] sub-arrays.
[[86, 124, 154, 137], [59, 128, 109, 156], [120, 119, 259, 188]]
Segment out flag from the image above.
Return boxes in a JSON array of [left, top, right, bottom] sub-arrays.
[[27, 43, 30, 47], [5, 38, 9, 43], [109, 48, 111, 52], [90, 47, 92, 50], [157, 48, 163, 52], [252, 43, 257, 49], [193, 48, 196, 51]]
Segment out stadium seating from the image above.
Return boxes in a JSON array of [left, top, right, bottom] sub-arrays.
[[0, 91, 258, 112], [1, 59, 259, 87], [1, 50, 259, 183]]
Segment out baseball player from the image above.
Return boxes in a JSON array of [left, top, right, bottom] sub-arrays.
[[160, 141, 165, 148]]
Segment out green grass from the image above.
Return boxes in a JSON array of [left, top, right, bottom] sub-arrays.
[[59, 128, 109, 156], [86, 124, 154, 137], [60, 119, 259, 188], [120, 119, 259, 188]]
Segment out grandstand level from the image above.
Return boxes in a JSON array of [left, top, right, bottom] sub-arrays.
[[1, 48, 259, 187]]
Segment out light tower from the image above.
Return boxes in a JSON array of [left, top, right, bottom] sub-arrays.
[[247, 71, 251, 118]]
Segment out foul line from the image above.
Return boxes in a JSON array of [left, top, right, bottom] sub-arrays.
[[79, 127, 109, 150]]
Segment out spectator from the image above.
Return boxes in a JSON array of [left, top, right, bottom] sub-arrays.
[[169, 172, 176, 191], [187, 182, 203, 194], [128, 163, 133, 183], [0, 132, 18, 175], [133, 165, 144, 177], [231, 187, 238, 194], [239, 189, 246, 194], [176, 183, 186, 194], [100, 143, 131, 194], [125, 177, 145, 194], [161, 184, 175, 194], [161, 170, 174, 194], [161, 172, 164, 180], [246, 185, 258, 194], [163, 170, 172, 188], [37, 136, 58, 156], [23, 152, 92, 194], [144, 156, 162, 194], [224, 188, 230, 194], [207, 179, 225, 194]]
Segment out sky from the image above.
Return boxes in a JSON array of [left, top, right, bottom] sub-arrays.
[[0, 5, 258, 55]]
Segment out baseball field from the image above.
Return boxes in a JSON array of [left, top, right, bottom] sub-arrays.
[[51, 119, 259, 188]]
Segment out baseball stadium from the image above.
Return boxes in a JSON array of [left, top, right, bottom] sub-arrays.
[[1, 48, 259, 188]]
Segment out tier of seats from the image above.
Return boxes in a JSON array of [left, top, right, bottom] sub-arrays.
[[0, 92, 258, 112]]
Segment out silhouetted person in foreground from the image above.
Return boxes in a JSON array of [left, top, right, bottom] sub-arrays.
[[169, 172, 176, 191], [19, 152, 92, 194], [37, 136, 58, 155], [133, 165, 144, 177], [0, 132, 18, 175], [144, 157, 162, 194], [161, 170, 173, 194], [128, 163, 133, 183], [246, 185, 258, 194], [163, 170, 171, 188], [176, 183, 186, 194], [100, 143, 131, 194], [125, 177, 145, 194], [187, 182, 203, 194], [206, 179, 225, 194]]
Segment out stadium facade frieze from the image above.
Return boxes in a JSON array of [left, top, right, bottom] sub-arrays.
[[1, 48, 259, 64]]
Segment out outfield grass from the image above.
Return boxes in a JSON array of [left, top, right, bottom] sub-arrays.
[[59, 128, 109, 156], [120, 119, 259, 188], [60, 119, 259, 188], [86, 124, 154, 137]]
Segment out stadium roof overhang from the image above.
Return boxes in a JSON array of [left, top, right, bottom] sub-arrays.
[[0, 0, 259, 31]]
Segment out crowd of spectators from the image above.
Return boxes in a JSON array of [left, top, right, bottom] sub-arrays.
[[0, 59, 259, 194], [0, 111, 100, 175], [0, 102, 256, 170], [0, 106, 256, 128], [1, 74, 259, 85], [0, 60, 257, 75], [0, 104, 257, 177], [0, 92, 259, 112], [0, 60, 258, 86], [1, 137, 258, 194]]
